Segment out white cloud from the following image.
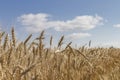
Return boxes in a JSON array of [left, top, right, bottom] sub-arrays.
[[66, 33, 91, 39], [113, 24, 120, 28], [18, 13, 103, 32], [18, 13, 50, 32]]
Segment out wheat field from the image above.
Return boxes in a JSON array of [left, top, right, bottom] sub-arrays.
[[0, 28, 119, 80]]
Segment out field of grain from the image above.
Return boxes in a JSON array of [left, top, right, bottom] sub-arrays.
[[0, 28, 120, 80]]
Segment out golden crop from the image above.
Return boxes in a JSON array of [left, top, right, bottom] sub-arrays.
[[0, 28, 119, 80]]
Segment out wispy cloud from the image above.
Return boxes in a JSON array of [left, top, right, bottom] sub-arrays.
[[66, 33, 91, 39], [18, 13, 103, 33], [99, 41, 120, 48], [113, 24, 120, 28]]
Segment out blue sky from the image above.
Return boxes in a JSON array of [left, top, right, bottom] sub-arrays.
[[0, 0, 120, 47]]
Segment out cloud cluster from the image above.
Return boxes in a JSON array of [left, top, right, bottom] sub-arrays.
[[18, 13, 103, 32], [66, 33, 91, 39]]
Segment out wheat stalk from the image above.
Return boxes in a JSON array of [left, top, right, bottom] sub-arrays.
[[24, 34, 32, 45], [11, 27, 16, 47], [58, 36, 64, 48], [3, 34, 8, 50], [50, 36, 53, 48]]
